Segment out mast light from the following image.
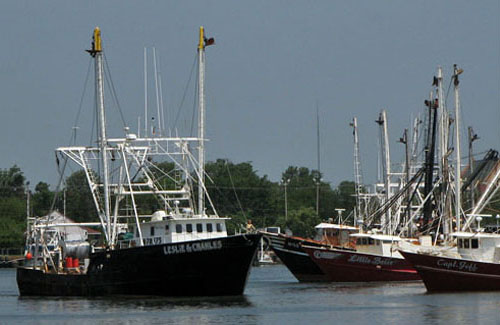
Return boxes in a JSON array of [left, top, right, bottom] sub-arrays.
[[94, 27, 102, 52], [198, 26, 204, 50]]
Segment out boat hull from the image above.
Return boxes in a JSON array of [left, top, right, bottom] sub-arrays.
[[303, 246, 420, 282], [265, 233, 329, 282], [400, 250, 500, 292], [17, 234, 261, 297]]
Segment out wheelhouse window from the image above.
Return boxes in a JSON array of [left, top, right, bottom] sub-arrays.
[[175, 224, 182, 234], [186, 224, 193, 233], [368, 238, 374, 245], [165, 224, 170, 234], [464, 239, 470, 249], [216, 223, 223, 232], [471, 238, 479, 249], [196, 223, 203, 232], [150, 226, 155, 236], [457, 238, 463, 248], [207, 223, 213, 233]]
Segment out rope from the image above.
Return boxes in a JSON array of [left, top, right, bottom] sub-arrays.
[[173, 54, 197, 130]]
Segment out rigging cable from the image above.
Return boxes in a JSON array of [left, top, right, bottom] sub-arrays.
[[173, 54, 197, 130], [225, 160, 247, 220], [103, 52, 127, 128], [71, 57, 93, 145]]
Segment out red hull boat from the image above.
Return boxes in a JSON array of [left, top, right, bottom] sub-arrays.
[[303, 246, 420, 282], [400, 250, 500, 292]]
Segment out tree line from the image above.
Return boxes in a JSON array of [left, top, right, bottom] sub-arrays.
[[0, 161, 358, 248]]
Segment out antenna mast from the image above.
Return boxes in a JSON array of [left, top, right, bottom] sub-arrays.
[[351, 117, 363, 226], [89, 27, 111, 244], [453, 64, 463, 230], [198, 27, 206, 216]]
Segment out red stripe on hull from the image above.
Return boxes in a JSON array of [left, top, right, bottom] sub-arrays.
[[400, 250, 500, 292], [304, 246, 420, 282]]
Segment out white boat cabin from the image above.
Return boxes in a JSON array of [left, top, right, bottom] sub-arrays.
[[453, 232, 500, 263], [351, 233, 404, 258], [118, 211, 229, 248]]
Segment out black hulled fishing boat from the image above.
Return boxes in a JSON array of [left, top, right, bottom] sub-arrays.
[[16, 27, 260, 297]]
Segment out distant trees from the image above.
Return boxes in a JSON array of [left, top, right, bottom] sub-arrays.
[[65, 170, 97, 222], [0, 166, 27, 247], [0, 161, 360, 248]]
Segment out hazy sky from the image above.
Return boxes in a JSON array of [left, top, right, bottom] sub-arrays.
[[0, 1, 499, 190]]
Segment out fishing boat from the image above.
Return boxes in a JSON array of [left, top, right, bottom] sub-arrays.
[[400, 65, 500, 292], [400, 232, 500, 292], [264, 223, 357, 282], [303, 233, 419, 282], [16, 27, 261, 297]]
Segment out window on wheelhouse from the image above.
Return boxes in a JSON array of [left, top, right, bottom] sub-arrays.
[[207, 223, 213, 233], [457, 238, 463, 248], [471, 238, 479, 249], [165, 224, 170, 234], [186, 224, 193, 233], [176, 224, 182, 233], [150, 227, 155, 236], [464, 239, 470, 249], [216, 223, 223, 232], [196, 223, 203, 232]]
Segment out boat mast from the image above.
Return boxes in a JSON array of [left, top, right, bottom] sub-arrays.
[[437, 67, 447, 184], [376, 110, 391, 234], [350, 117, 363, 226], [453, 64, 463, 230], [89, 27, 112, 243], [198, 26, 206, 216]]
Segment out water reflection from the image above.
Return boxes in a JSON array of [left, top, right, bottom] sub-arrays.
[[3, 267, 500, 324], [18, 294, 251, 311]]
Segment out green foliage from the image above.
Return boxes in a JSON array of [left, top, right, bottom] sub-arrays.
[[32, 182, 54, 217], [276, 207, 321, 238], [280, 166, 339, 220], [225, 212, 248, 235], [0, 196, 27, 247], [65, 170, 97, 222], [0, 165, 26, 198], [205, 159, 276, 229]]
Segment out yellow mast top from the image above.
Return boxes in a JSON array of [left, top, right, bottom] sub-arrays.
[[94, 27, 102, 52], [198, 26, 204, 50]]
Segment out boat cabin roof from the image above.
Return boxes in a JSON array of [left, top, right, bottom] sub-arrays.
[[315, 223, 358, 231], [450, 232, 500, 239], [350, 233, 402, 242]]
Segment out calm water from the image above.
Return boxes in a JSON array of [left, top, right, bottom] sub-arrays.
[[1, 265, 499, 324]]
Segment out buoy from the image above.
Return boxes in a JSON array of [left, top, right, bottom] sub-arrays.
[[73, 258, 79, 268], [25, 252, 32, 260], [66, 257, 73, 268]]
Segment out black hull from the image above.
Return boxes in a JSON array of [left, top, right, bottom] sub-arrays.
[[265, 233, 329, 282], [17, 234, 261, 297]]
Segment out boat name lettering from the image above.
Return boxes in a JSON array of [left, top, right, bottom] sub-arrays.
[[286, 241, 301, 249], [313, 250, 342, 259], [348, 254, 395, 266], [163, 240, 223, 255], [436, 259, 478, 272]]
